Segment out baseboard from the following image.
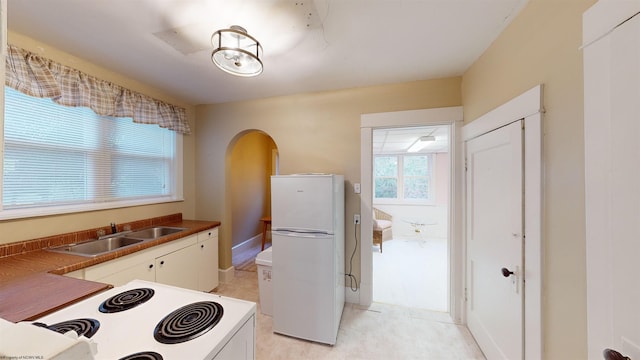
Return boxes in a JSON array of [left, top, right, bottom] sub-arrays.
[[345, 286, 360, 304], [232, 234, 262, 252], [219, 266, 235, 283]]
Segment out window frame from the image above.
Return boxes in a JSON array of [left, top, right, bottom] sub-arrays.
[[0, 87, 184, 221], [373, 153, 434, 205]]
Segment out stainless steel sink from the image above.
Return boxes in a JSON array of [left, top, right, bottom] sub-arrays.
[[125, 226, 186, 240], [48, 237, 144, 257]]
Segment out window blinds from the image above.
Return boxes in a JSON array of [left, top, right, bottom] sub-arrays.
[[3, 87, 175, 210]]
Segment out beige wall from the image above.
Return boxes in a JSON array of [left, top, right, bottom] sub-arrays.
[[229, 131, 276, 248], [0, 32, 198, 245], [461, 0, 594, 358], [195, 77, 462, 271]]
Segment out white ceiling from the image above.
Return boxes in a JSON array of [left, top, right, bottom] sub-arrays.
[[373, 126, 449, 154], [7, 0, 527, 105]]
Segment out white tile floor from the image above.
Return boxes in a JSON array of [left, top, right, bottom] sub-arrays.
[[213, 270, 485, 359]]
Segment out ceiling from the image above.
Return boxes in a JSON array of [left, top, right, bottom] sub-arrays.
[[373, 126, 449, 154], [7, 0, 528, 105]]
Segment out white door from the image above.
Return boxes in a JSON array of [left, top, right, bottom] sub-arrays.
[[466, 120, 523, 360], [584, 8, 640, 359]]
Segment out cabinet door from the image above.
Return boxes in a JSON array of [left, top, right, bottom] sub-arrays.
[[198, 231, 219, 292], [64, 269, 84, 279], [84, 251, 155, 286], [95, 260, 155, 287], [155, 244, 199, 290]]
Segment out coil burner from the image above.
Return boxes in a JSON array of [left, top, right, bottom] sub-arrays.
[[33, 318, 100, 338], [153, 301, 224, 344], [118, 351, 163, 360], [99, 288, 155, 313]]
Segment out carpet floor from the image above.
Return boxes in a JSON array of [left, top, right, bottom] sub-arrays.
[[373, 237, 448, 312]]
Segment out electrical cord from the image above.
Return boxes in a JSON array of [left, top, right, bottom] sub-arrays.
[[345, 221, 359, 292]]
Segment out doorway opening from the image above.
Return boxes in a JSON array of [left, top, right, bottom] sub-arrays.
[[372, 125, 450, 312], [226, 130, 278, 273], [360, 106, 464, 323]]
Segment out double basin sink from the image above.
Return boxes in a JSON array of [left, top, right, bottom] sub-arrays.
[[47, 226, 186, 257]]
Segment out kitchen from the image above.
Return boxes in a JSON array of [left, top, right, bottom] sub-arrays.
[[0, 0, 596, 359]]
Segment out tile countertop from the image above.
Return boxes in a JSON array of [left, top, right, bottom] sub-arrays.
[[0, 219, 220, 322]]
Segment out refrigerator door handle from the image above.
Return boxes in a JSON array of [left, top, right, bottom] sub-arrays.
[[272, 229, 333, 238]]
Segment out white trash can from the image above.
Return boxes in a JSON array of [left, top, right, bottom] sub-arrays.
[[255, 246, 273, 316]]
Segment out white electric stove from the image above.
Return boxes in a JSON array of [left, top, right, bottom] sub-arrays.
[[13, 280, 256, 360]]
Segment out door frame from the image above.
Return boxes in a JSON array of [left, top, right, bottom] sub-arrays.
[[462, 85, 543, 359], [359, 106, 464, 322]]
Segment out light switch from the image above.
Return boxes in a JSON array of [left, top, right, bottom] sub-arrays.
[[354, 183, 361, 194]]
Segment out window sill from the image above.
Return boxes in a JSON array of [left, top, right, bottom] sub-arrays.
[[0, 197, 184, 221]]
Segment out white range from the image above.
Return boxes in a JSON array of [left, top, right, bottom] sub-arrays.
[[1, 279, 256, 360]]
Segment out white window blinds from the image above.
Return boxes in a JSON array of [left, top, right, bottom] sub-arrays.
[[3, 87, 176, 211]]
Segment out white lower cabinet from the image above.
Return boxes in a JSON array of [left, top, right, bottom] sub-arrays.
[[81, 229, 218, 291], [155, 244, 199, 290], [63, 269, 85, 279], [91, 258, 156, 287], [197, 228, 219, 292]]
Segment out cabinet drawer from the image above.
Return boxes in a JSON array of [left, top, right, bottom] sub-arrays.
[[197, 227, 218, 242]]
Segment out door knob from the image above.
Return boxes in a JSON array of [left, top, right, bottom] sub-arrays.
[[603, 349, 631, 360], [501, 267, 514, 277]]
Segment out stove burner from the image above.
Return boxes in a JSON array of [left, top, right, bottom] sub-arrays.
[[33, 318, 100, 338], [118, 351, 163, 360], [99, 288, 155, 313], [153, 301, 223, 344]]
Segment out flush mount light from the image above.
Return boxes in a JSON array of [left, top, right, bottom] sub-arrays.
[[407, 136, 436, 153], [211, 25, 263, 77]]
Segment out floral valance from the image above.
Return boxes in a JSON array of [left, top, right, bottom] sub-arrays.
[[5, 45, 191, 135]]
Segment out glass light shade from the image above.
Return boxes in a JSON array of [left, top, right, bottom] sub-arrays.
[[211, 26, 263, 77]]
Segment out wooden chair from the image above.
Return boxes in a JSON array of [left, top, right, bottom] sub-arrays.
[[373, 208, 393, 252], [260, 216, 272, 251]]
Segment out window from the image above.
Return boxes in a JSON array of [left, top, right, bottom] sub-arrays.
[[2, 87, 181, 218], [374, 154, 433, 203]]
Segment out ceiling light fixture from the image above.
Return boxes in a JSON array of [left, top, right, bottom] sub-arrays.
[[407, 136, 436, 153], [211, 25, 263, 77]]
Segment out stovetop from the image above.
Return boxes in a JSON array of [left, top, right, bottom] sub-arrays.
[[32, 280, 256, 360]]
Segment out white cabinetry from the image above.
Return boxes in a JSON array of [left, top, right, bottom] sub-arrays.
[[63, 269, 85, 279], [83, 235, 200, 290], [90, 257, 155, 287], [197, 228, 219, 292], [155, 244, 199, 290], [77, 227, 219, 291]]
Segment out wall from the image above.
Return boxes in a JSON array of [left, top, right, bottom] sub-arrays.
[[0, 32, 197, 245], [195, 77, 462, 271], [461, 0, 594, 358], [229, 131, 276, 248]]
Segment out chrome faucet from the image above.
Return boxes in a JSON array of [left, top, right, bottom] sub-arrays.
[[110, 222, 117, 234]]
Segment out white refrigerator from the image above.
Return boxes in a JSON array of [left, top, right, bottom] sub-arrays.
[[271, 174, 345, 345]]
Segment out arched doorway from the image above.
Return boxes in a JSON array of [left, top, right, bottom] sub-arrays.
[[225, 130, 278, 272]]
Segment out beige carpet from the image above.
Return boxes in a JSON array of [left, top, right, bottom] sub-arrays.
[[373, 237, 448, 312]]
